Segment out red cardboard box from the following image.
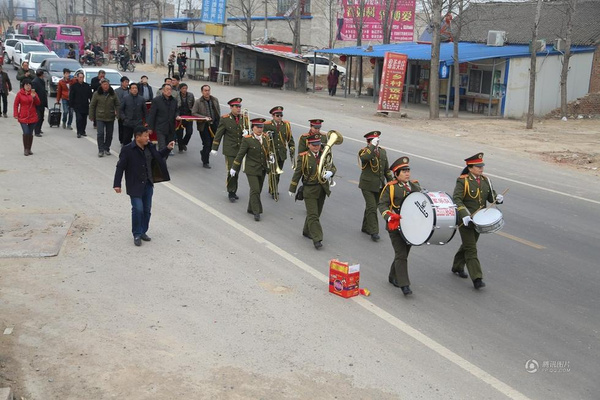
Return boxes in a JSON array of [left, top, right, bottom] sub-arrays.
[[329, 259, 360, 298]]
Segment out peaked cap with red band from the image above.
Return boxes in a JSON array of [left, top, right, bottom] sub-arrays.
[[270, 106, 284, 114], [364, 131, 381, 140], [307, 134, 323, 144], [390, 156, 410, 172], [309, 119, 324, 127], [464, 152, 485, 167], [228, 97, 242, 106]]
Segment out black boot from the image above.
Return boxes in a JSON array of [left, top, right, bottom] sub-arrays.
[[27, 134, 33, 155], [23, 135, 29, 156]]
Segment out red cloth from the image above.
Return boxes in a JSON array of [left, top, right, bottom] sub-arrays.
[[14, 88, 40, 124], [327, 71, 339, 88]]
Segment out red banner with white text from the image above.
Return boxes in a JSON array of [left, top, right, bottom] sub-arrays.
[[377, 52, 408, 113]]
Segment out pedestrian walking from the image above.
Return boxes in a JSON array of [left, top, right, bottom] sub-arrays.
[[191, 84, 220, 168], [69, 71, 93, 138], [0, 65, 13, 118], [147, 83, 179, 152], [175, 83, 194, 152], [119, 82, 147, 146], [31, 70, 48, 137], [89, 78, 120, 157], [55, 68, 74, 130], [13, 78, 40, 156], [113, 126, 174, 247], [115, 76, 130, 145]]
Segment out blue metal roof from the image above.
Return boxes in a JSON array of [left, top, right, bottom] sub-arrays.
[[316, 42, 596, 65]]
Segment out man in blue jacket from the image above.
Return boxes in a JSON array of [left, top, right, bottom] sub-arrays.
[[113, 126, 174, 246]]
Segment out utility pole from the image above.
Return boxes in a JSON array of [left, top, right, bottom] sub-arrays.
[[264, 0, 268, 42]]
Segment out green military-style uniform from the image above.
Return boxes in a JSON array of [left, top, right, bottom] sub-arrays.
[[289, 148, 336, 247], [264, 119, 295, 193], [359, 133, 393, 239], [297, 131, 326, 154], [232, 133, 269, 217], [212, 112, 244, 195], [452, 170, 497, 281], [378, 176, 422, 288]]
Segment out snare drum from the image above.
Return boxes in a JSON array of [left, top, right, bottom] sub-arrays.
[[472, 207, 504, 234], [399, 191, 458, 245]]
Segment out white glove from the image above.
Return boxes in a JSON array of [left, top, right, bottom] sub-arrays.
[[462, 216, 472, 226], [371, 137, 380, 147], [242, 129, 249, 135], [289, 191, 295, 197], [210, 150, 218, 156], [229, 168, 236, 177], [323, 170, 333, 179], [496, 194, 504, 204]]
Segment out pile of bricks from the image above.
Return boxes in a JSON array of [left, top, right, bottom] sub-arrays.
[[547, 92, 600, 118]]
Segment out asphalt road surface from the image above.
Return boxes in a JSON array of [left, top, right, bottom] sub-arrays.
[[1, 64, 598, 399]]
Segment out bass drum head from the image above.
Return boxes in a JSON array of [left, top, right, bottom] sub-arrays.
[[400, 192, 434, 245]]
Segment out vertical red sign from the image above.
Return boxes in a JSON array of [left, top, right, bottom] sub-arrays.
[[377, 52, 408, 113]]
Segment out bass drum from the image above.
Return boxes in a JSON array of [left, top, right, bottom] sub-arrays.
[[399, 191, 458, 245]]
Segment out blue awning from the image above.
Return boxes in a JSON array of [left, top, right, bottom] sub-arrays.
[[315, 42, 596, 65]]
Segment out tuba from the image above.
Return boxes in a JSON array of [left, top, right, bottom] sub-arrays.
[[317, 130, 343, 186], [266, 132, 284, 201]]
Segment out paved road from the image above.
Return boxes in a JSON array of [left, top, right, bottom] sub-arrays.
[[1, 64, 598, 399]]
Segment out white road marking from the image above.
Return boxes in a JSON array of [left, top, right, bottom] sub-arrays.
[[238, 106, 599, 206], [164, 181, 531, 400]]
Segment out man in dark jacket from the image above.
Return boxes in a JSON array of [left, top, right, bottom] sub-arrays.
[[191, 84, 220, 168], [147, 83, 180, 152], [69, 71, 93, 138], [175, 83, 194, 153], [0, 65, 13, 118], [119, 82, 146, 146], [90, 70, 105, 93], [138, 75, 153, 101], [115, 76, 130, 145], [113, 126, 174, 246], [31, 70, 47, 137]]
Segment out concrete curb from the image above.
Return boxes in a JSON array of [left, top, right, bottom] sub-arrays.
[[0, 387, 13, 400]]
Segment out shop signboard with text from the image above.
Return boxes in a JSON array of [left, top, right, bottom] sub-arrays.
[[378, 52, 408, 113], [337, 0, 416, 42], [201, 0, 227, 24]]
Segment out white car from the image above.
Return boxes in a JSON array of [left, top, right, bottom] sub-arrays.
[[75, 67, 123, 90], [302, 55, 346, 77], [3, 39, 20, 64], [12, 40, 51, 68], [25, 51, 58, 71], [4, 33, 31, 41]]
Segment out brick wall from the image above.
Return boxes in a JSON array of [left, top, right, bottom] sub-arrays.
[[590, 45, 600, 93]]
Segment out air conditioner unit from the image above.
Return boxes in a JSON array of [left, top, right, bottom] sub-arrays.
[[487, 31, 506, 46], [530, 39, 547, 53], [554, 39, 565, 52]]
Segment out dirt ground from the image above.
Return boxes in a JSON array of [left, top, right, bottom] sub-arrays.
[[397, 115, 600, 177]]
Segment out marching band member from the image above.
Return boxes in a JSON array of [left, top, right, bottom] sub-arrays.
[[288, 133, 336, 250], [297, 119, 326, 154], [230, 118, 269, 221], [452, 153, 503, 289], [378, 157, 422, 296], [263, 106, 295, 198], [211, 98, 245, 202], [358, 131, 393, 241]]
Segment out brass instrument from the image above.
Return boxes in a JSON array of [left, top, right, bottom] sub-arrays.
[[241, 108, 250, 135], [267, 132, 284, 201], [289, 149, 296, 171], [317, 130, 343, 187]]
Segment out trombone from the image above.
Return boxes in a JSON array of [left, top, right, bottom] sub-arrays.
[[266, 132, 284, 201]]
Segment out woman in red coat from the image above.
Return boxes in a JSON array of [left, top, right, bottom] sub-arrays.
[[14, 78, 40, 156]]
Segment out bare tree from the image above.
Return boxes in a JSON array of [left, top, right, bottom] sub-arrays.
[[312, 0, 342, 48], [427, 0, 444, 119], [150, 0, 166, 65], [560, 0, 577, 118], [526, 0, 543, 129], [227, 0, 262, 45], [452, 0, 467, 118], [380, 0, 399, 45], [45, 0, 63, 24], [115, 0, 144, 51], [1, 0, 17, 30]]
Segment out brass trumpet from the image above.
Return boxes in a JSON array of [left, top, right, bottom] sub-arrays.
[[267, 132, 284, 201], [317, 130, 343, 186]]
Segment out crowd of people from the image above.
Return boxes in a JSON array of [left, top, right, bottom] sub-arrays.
[[9, 64, 504, 296]]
